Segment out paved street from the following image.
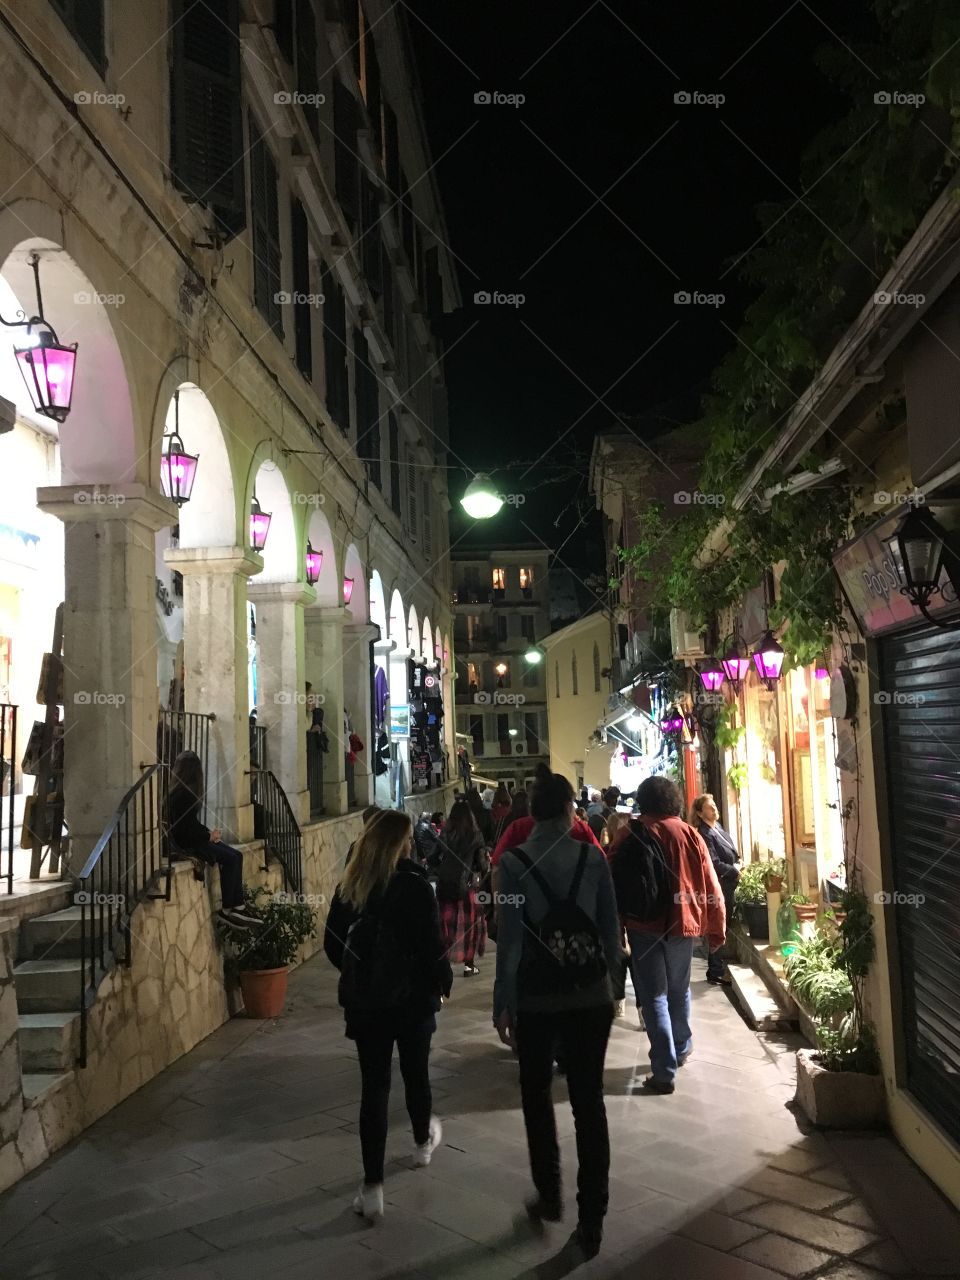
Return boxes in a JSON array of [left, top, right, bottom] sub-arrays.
[[2, 949, 959, 1280]]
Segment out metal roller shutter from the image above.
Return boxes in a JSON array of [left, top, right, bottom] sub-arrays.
[[879, 624, 960, 1142]]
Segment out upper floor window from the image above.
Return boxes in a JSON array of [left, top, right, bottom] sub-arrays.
[[521, 614, 536, 642], [495, 661, 510, 686], [593, 642, 601, 693], [571, 650, 579, 696], [519, 566, 535, 597], [52, 0, 105, 73], [492, 567, 506, 593], [248, 113, 282, 336]]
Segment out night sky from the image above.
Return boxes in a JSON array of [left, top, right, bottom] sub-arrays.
[[407, 1, 868, 579]]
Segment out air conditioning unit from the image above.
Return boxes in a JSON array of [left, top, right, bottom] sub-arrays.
[[669, 608, 706, 659], [514, 742, 527, 756]]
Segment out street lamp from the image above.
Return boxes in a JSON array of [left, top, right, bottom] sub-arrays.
[[2, 253, 78, 423], [883, 506, 960, 624], [720, 639, 750, 691], [752, 630, 786, 685], [343, 577, 355, 605], [523, 647, 543, 664], [699, 658, 725, 693], [249, 493, 271, 551], [626, 712, 644, 731], [305, 541, 323, 585], [660, 705, 684, 735], [460, 473, 503, 520], [159, 390, 199, 508]]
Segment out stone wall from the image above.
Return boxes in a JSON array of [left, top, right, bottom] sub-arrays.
[[0, 921, 26, 1193]]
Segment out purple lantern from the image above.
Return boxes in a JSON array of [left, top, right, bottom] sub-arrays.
[[699, 659, 725, 693], [660, 705, 684, 735], [343, 576, 355, 605], [720, 642, 750, 687], [159, 392, 199, 508], [249, 494, 271, 551], [305, 541, 323, 585], [16, 332, 77, 423], [752, 630, 785, 682]]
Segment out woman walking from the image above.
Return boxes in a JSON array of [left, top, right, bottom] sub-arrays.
[[690, 793, 740, 985], [166, 751, 259, 929], [435, 799, 489, 976], [323, 810, 452, 1221]]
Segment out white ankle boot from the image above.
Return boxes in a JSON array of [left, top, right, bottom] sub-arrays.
[[352, 1182, 384, 1220], [414, 1115, 443, 1166]]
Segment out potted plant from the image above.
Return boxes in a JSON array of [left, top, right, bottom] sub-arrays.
[[763, 857, 786, 894], [734, 862, 770, 939], [221, 886, 318, 1018]]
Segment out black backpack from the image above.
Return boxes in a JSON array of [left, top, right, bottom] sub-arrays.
[[338, 890, 414, 1013], [608, 819, 672, 923], [510, 847, 607, 998]]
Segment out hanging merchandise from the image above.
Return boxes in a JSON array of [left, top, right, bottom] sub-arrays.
[[407, 658, 445, 792], [375, 730, 390, 776]]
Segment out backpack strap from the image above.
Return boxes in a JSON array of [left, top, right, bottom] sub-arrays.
[[509, 848, 560, 909], [567, 845, 589, 901]]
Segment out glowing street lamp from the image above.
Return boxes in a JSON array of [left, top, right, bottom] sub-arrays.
[[523, 647, 543, 665], [660, 705, 684, 735], [752, 630, 785, 684], [159, 390, 199, 508], [343, 577, 355, 605], [460, 473, 503, 520], [699, 658, 726, 693], [2, 253, 78, 423], [249, 493, 271, 551], [305, 541, 323, 585], [720, 640, 750, 691]]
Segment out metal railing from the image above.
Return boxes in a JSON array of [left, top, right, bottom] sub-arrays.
[[250, 767, 302, 892], [249, 717, 267, 805], [157, 709, 214, 822], [77, 763, 166, 1066], [1, 704, 17, 894], [306, 731, 325, 819]]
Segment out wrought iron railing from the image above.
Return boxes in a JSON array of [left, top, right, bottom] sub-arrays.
[[249, 767, 302, 892], [1, 704, 17, 894], [306, 730, 325, 819], [249, 717, 267, 805], [77, 763, 167, 1066]]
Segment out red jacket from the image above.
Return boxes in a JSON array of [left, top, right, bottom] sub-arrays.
[[491, 816, 602, 867], [621, 815, 726, 948]]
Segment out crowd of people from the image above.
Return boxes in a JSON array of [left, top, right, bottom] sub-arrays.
[[321, 763, 738, 1259]]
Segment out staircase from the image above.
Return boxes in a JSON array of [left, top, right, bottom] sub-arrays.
[[13, 906, 90, 1097]]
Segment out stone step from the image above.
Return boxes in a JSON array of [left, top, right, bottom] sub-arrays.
[[18, 1011, 81, 1072], [22, 1071, 73, 1103], [728, 963, 798, 1031], [13, 958, 87, 1013], [19, 906, 86, 960]]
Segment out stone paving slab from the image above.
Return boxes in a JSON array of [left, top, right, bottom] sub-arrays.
[[1, 948, 959, 1279]]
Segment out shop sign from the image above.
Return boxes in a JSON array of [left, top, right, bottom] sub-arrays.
[[389, 704, 410, 737], [833, 507, 959, 637]]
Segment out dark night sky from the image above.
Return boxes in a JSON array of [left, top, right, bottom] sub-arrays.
[[406, 2, 868, 577]]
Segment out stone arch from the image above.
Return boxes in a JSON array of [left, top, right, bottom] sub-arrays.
[[388, 586, 407, 649], [306, 505, 338, 605], [421, 616, 433, 668], [368, 569, 388, 637], [247, 451, 297, 585], [342, 542, 366, 618]]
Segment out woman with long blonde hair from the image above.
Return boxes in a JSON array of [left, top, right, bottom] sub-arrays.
[[324, 809, 452, 1221]]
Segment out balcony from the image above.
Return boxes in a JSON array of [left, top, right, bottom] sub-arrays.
[[451, 587, 493, 606]]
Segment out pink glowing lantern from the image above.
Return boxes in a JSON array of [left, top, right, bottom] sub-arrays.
[[159, 391, 198, 508], [343, 577, 355, 604], [305, 541, 323, 585], [720, 642, 750, 688], [249, 494, 271, 551], [752, 630, 785, 683], [699, 659, 725, 693], [16, 334, 77, 423], [660, 706, 684, 735]]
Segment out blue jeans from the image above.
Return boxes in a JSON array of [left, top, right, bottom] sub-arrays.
[[627, 933, 694, 1084]]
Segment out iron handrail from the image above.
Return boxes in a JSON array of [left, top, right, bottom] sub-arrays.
[[249, 766, 302, 893], [1, 704, 17, 895]]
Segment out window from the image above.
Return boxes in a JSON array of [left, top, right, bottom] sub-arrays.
[[495, 661, 510, 686], [354, 330, 381, 487], [523, 711, 540, 754], [492, 567, 506, 593], [295, 0, 320, 143], [249, 114, 282, 336], [170, 0, 244, 235], [520, 566, 535, 597], [496, 615, 508, 643], [593, 642, 601, 693], [406, 452, 418, 539], [467, 661, 479, 687], [555, 661, 560, 699], [383, 100, 401, 193], [465, 615, 480, 645], [521, 614, 535, 642], [522, 664, 538, 689], [400, 169, 415, 264], [571, 650, 579, 696], [333, 79, 360, 228], [290, 198, 312, 380], [360, 171, 382, 294], [421, 479, 432, 561], [388, 413, 401, 517], [469, 715, 483, 755], [381, 236, 395, 348], [52, 0, 105, 71], [321, 263, 349, 432]]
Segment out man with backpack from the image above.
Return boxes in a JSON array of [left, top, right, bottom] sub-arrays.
[[493, 765, 623, 1259], [609, 775, 726, 1095]]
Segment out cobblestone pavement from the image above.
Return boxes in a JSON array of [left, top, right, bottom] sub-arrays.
[[2, 949, 960, 1280]]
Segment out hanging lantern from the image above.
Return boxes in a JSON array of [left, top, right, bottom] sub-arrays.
[[305, 541, 323, 585], [343, 576, 355, 604], [752, 629, 785, 683], [720, 640, 750, 689], [460, 473, 503, 520], [159, 391, 199, 507], [660, 705, 684, 735], [249, 493, 271, 551], [699, 658, 725, 693], [3, 253, 78, 423], [884, 505, 958, 613]]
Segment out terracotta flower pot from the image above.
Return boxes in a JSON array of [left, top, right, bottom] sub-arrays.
[[765, 874, 784, 893], [794, 903, 819, 922], [239, 966, 289, 1019]]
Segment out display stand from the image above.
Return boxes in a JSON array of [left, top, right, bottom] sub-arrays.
[[21, 602, 65, 879]]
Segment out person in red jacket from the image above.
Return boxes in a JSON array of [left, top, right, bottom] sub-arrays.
[[622, 775, 725, 1094], [491, 808, 602, 866]]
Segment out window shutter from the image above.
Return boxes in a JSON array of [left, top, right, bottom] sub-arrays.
[[424, 244, 443, 321], [407, 452, 418, 539], [388, 413, 401, 517], [383, 101, 401, 195], [360, 171, 382, 294], [321, 262, 349, 432], [170, 0, 244, 236], [347, 0, 361, 78], [421, 478, 432, 561], [363, 22, 382, 154], [400, 169, 415, 264], [249, 114, 282, 336], [381, 237, 395, 349], [354, 331, 381, 488], [290, 198, 312, 380], [295, 0, 320, 144], [334, 80, 360, 228], [274, 0, 293, 63], [53, 0, 105, 70]]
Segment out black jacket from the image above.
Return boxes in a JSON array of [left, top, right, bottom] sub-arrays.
[[433, 831, 487, 901], [323, 859, 453, 1036], [696, 820, 740, 887], [167, 786, 210, 852]]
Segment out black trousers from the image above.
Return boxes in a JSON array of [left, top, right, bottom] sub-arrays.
[[197, 841, 244, 909], [354, 1021, 434, 1184], [706, 879, 736, 979], [515, 1004, 614, 1229]]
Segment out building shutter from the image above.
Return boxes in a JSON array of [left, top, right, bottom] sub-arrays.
[[407, 452, 418, 539], [879, 624, 960, 1146], [295, 0, 321, 143], [170, 0, 244, 236], [274, 0, 293, 63], [354, 330, 381, 488], [388, 412, 401, 517], [290, 198, 312, 380], [421, 478, 432, 561], [400, 169, 415, 265], [360, 171, 382, 294], [321, 262, 349, 432], [249, 114, 283, 336], [53, 0, 105, 70], [424, 244, 443, 321], [383, 101, 401, 196], [346, 0, 361, 77], [334, 80, 360, 228], [381, 237, 395, 350], [362, 19, 382, 154]]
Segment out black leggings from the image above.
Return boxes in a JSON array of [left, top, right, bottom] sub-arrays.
[[197, 841, 244, 909], [354, 1022, 434, 1184]]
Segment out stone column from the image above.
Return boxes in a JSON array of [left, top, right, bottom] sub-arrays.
[[343, 620, 378, 809], [163, 545, 261, 843], [247, 581, 313, 823], [36, 483, 177, 872], [304, 605, 348, 816]]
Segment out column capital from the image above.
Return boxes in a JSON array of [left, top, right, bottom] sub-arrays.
[[37, 483, 177, 531], [247, 580, 316, 607], [164, 545, 263, 577], [307, 605, 348, 624], [344, 620, 380, 643]]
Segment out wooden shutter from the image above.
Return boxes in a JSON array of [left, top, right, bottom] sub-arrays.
[[346, 0, 361, 77], [362, 21, 382, 154], [334, 80, 360, 228], [381, 238, 395, 350], [295, 0, 320, 143], [383, 101, 401, 196], [53, 0, 105, 71], [249, 114, 282, 336], [354, 331, 381, 488], [290, 198, 312, 380], [321, 262, 349, 432], [274, 0, 293, 63], [388, 413, 401, 517], [400, 169, 415, 264], [170, 0, 245, 236], [407, 452, 418, 539], [360, 171, 382, 294], [424, 244, 443, 321], [421, 479, 432, 561]]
